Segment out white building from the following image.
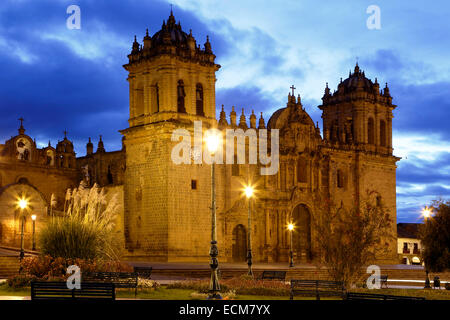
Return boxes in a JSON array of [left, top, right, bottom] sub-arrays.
[[397, 223, 423, 265]]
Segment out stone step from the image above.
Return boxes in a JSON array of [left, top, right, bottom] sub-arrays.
[[0, 256, 20, 277]]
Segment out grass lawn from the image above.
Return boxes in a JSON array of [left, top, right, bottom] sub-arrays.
[[0, 283, 29, 297], [118, 288, 293, 300], [1, 283, 449, 300]]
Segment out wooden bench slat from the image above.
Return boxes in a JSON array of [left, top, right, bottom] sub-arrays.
[[31, 281, 115, 300], [260, 270, 286, 281], [290, 280, 346, 300], [345, 292, 425, 300]]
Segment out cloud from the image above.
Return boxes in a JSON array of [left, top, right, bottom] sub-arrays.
[[0, 0, 449, 223]]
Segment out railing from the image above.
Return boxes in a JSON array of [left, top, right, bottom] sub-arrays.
[[413, 249, 420, 254], [403, 248, 410, 254]]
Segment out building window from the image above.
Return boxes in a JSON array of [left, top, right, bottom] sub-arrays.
[[191, 180, 197, 190], [155, 83, 160, 113], [337, 169, 344, 188], [196, 83, 204, 116], [232, 155, 239, 176], [280, 163, 286, 190], [376, 195, 382, 206], [108, 165, 113, 185], [135, 84, 144, 116], [368, 117, 374, 144], [403, 242, 409, 254], [18, 177, 29, 184], [177, 80, 186, 113], [380, 120, 386, 147]]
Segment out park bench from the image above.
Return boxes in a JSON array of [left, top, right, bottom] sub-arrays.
[[31, 281, 115, 301], [260, 270, 286, 281], [290, 279, 346, 300], [82, 272, 138, 297], [380, 274, 388, 288], [133, 266, 153, 279], [345, 292, 425, 300]]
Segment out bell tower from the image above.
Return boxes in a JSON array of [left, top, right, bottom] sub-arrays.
[[123, 10, 220, 128], [120, 11, 221, 261], [319, 63, 396, 155], [318, 64, 400, 263]]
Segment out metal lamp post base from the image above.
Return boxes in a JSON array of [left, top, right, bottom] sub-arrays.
[[289, 251, 294, 268]]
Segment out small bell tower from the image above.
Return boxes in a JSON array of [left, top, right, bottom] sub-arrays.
[[123, 10, 221, 128], [319, 63, 396, 155]]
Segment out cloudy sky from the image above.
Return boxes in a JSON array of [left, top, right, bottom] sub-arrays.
[[0, 0, 449, 222]]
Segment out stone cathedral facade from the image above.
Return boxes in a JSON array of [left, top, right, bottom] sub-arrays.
[[0, 12, 399, 263]]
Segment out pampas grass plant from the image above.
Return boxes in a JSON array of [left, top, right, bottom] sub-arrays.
[[39, 182, 122, 260]]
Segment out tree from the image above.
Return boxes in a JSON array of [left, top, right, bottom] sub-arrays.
[[313, 191, 394, 287], [419, 200, 450, 273]]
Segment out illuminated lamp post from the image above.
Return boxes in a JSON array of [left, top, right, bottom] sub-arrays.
[[206, 132, 221, 299], [422, 206, 432, 289], [287, 223, 295, 267], [244, 185, 254, 277], [31, 214, 36, 251], [17, 198, 28, 260]]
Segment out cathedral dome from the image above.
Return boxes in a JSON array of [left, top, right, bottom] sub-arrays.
[[267, 108, 284, 129], [339, 63, 375, 93], [151, 11, 189, 46], [267, 93, 315, 130]]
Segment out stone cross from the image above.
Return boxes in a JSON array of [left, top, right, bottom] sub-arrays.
[[290, 85, 296, 96]]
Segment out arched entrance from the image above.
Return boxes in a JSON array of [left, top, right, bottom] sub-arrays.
[[0, 183, 48, 247], [291, 204, 312, 262], [232, 224, 247, 262]]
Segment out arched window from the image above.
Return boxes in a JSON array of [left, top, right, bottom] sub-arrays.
[[380, 120, 386, 147], [368, 117, 374, 144], [196, 83, 204, 116], [337, 169, 344, 188], [280, 163, 286, 190], [18, 177, 29, 184], [107, 165, 113, 184], [155, 83, 160, 113], [135, 83, 144, 116], [232, 155, 239, 176], [177, 80, 186, 113]]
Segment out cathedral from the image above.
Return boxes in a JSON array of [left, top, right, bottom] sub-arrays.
[[0, 11, 399, 263]]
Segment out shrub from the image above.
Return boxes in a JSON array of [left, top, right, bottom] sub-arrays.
[[39, 216, 102, 260], [42, 183, 123, 260], [7, 275, 37, 288], [138, 279, 160, 289], [19, 255, 132, 279]]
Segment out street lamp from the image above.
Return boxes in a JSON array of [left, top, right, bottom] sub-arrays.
[[287, 223, 294, 267], [17, 197, 28, 260], [422, 206, 432, 220], [422, 206, 432, 289], [31, 215, 36, 251], [244, 185, 254, 277], [206, 131, 221, 299]]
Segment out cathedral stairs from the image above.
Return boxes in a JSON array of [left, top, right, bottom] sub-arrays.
[[0, 246, 37, 278], [0, 256, 20, 278]]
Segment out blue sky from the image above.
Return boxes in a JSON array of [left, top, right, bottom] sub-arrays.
[[0, 0, 449, 222]]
